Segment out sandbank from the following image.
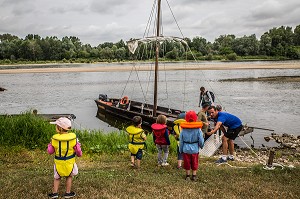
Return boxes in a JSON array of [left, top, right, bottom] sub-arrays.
[[0, 61, 300, 74]]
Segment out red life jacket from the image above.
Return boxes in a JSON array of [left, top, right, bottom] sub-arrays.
[[151, 123, 169, 145]]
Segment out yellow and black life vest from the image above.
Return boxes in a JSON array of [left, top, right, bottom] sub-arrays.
[[126, 125, 146, 154], [51, 133, 77, 177]]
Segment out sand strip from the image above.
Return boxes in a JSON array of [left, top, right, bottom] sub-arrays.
[[0, 62, 300, 74]]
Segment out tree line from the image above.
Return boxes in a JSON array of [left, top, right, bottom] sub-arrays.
[[0, 24, 300, 63]]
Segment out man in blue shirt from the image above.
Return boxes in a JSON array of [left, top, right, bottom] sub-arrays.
[[207, 106, 243, 163]]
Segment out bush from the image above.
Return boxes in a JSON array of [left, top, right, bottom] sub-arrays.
[[226, 53, 238, 60]]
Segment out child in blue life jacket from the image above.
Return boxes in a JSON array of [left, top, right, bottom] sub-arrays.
[[173, 112, 186, 169], [47, 117, 82, 199], [151, 115, 170, 166], [126, 116, 147, 168], [179, 111, 204, 181]]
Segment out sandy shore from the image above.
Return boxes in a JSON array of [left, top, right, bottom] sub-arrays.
[[0, 61, 300, 74]]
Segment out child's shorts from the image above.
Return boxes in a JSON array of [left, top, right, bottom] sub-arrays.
[[131, 149, 143, 160], [53, 163, 78, 179], [183, 153, 199, 170]]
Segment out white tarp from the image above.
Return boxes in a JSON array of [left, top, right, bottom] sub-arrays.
[[126, 36, 187, 54], [199, 133, 223, 157]]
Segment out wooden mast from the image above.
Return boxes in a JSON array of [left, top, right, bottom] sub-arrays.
[[153, 0, 161, 116]]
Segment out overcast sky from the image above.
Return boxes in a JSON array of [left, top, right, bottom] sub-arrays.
[[1, 0, 300, 46]]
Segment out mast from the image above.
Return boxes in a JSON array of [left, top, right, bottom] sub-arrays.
[[153, 0, 161, 116]]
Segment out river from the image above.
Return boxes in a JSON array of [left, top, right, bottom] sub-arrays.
[[1, 61, 300, 147]]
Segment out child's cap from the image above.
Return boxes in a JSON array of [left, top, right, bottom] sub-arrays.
[[50, 117, 71, 130], [185, 110, 197, 122], [177, 112, 186, 119]]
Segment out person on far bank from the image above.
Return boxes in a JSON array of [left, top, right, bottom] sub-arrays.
[[151, 115, 170, 166], [48, 117, 82, 199], [197, 103, 210, 140], [126, 116, 147, 168], [207, 106, 243, 163], [179, 111, 204, 181], [198, 86, 215, 107]]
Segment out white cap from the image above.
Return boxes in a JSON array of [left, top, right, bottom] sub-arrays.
[[50, 117, 71, 130]]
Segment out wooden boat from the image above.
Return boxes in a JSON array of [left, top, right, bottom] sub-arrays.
[[94, 0, 254, 139], [95, 97, 182, 129], [95, 0, 184, 129]]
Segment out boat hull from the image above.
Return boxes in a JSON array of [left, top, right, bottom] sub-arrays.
[[95, 98, 182, 129]]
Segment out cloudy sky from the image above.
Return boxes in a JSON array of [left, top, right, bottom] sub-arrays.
[[1, 0, 300, 46]]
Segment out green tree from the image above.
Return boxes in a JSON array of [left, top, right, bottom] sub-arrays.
[[232, 34, 259, 56], [293, 25, 300, 46]]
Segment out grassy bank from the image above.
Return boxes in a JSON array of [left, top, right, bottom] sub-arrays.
[[0, 113, 299, 198], [0, 147, 299, 199]]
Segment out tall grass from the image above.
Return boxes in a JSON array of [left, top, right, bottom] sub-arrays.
[[0, 113, 178, 155], [0, 112, 53, 149]]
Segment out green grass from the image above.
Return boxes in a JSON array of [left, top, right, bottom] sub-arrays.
[[0, 147, 299, 199], [0, 113, 299, 198]]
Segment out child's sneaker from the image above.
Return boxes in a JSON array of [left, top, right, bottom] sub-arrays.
[[177, 165, 182, 169], [48, 192, 58, 198], [227, 156, 234, 161], [64, 192, 76, 198], [215, 157, 227, 164], [161, 162, 169, 166], [185, 175, 190, 181], [130, 162, 136, 167], [191, 175, 197, 181]]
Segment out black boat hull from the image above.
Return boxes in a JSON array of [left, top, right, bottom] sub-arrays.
[[95, 98, 182, 129]]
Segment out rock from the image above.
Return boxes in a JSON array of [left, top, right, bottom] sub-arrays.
[[264, 136, 271, 142], [282, 133, 289, 137]]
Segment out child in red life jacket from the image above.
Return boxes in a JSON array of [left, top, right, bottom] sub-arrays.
[[47, 117, 82, 199], [151, 115, 170, 166], [179, 111, 204, 181]]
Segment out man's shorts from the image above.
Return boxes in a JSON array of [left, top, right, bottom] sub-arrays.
[[224, 125, 243, 140]]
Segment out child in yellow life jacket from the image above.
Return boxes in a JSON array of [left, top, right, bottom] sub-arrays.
[[173, 112, 186, 169], [126, 116, 147, 168], [179, 111, 204, 181], [48, 117, 82, 199]]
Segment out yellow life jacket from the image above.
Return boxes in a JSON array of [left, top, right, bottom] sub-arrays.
[[180, 121, 203, 129], [51, 133, 77, 177], [126, 125, 146, 154], [173, 119, 186, 145]]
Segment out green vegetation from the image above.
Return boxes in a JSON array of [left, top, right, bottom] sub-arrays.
[[1, 25, 300, 65], [0, 112, 179, 155], [1, 113, 299, 198]]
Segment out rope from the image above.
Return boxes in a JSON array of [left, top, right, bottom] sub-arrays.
[[143, 0, 157, 38], [216, 162, 248, 169]]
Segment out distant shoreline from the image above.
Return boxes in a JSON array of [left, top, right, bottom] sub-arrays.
[[0, 61, 300, 74]]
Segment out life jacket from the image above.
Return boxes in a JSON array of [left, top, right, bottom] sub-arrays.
[[126, 125, 146, 154], [173, 118, 186, 145], [151, 123, 169, 145], [51, 133, 77, 177], [180, 121, 203, 129], [173, 119, 186, 137]]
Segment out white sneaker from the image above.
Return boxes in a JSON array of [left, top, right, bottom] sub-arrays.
[[161, 162, 169, 166]]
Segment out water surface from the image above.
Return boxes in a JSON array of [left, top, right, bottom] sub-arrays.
[[1, 63, 299, 147]]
